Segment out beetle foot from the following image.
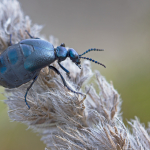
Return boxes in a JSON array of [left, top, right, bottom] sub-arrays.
[[27, 105, 30, 110], [66, 72, 71, 79], [25, 100, 30, 109]]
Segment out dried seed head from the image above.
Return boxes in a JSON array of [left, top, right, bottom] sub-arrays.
[[1, 0, 150, 150]]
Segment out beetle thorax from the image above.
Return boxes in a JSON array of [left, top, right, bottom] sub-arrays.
[[55, 46, 68, 62]]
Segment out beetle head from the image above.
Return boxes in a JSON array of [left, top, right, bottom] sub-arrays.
[[67, 48, 81, 69], [67, 47, 106, 69], [56, 43, 106, 69]]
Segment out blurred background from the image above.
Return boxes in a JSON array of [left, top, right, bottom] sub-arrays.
[[0, 0, 150, 149]]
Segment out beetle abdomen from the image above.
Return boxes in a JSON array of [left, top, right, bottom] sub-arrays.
[[21, 39, 56, 72], [0, 44, 39, 88], [20, 39, 54, 51], [24, 48, 55, 72]]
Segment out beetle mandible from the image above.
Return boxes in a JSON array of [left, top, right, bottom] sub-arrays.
[[0, 31, 106, 109]]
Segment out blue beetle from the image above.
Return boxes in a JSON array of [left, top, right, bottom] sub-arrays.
[[0, 31, 106, 109]]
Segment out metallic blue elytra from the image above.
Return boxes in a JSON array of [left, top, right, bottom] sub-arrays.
[[0, 30, 105, 109], [20, 44, 33, 58], [7, 48, 18, 65], [24, 49, 55, 72], [0, 56, 7, 73], [20, 39, 54, 51]]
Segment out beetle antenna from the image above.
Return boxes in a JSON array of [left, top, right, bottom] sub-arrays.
[[79, 56, 106, 68], [79, 48, 104, 57]]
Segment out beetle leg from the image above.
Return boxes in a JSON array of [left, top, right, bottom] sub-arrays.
[[25, 76, 38, 109], [49, 65, 84, 96], [58, 62, 71, 79], [25, 30, 34, 38], [25, 30, 40, 39], [9, 34, 12, 45]]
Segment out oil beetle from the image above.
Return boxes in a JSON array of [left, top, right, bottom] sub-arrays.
[[0, 30, 106, 109]]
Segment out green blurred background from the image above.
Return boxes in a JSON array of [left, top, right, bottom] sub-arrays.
[[0, 0, 150, 149]]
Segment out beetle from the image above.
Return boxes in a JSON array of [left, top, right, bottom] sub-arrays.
[[0, 30, 106, 109]]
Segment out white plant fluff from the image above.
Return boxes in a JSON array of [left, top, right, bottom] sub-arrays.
[[0, 0, 150, 149]]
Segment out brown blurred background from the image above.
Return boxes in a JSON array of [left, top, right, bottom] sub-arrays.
[[0, 0, 150, 149]]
